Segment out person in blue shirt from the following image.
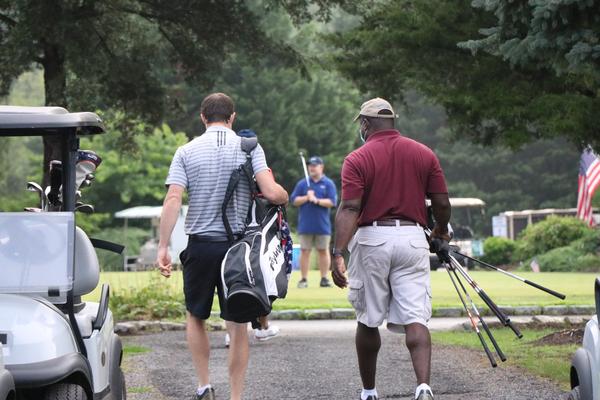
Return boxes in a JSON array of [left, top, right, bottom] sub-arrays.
[[290, 156, 338, 288]]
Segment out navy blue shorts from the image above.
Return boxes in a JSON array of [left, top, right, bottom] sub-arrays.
[[180, 239, 231, 320]]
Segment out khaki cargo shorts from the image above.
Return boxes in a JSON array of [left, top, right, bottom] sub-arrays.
[[347, 225, 432, 333], [299, 234, 331, 250]]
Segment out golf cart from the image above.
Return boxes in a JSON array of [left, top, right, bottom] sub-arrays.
[[428, 197, 486, 270], [0, 343, 15, 400], [569, 278, 600, 400], [0, 106, 125, 399]]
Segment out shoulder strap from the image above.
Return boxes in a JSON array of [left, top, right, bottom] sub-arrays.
[[221, 137, 260, 242]]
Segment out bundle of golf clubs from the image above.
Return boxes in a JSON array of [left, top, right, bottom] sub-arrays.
[[426, 228, 566, 368], [26, 150, 102, 214]]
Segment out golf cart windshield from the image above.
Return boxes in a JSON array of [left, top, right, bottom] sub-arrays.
[[0, 212, 74, 301]]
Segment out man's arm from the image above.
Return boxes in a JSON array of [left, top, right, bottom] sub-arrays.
[[316, 198, 335, 208], [156, 184, 184, 277], [429, 192, 451, 240], [331, 197, 362, 288], [255, 169, 289, 205]]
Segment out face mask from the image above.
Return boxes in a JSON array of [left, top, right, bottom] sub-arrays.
[[358, 119, 367, 143]]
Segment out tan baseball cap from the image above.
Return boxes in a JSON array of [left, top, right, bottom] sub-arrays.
[[353, 97, 396, 121]]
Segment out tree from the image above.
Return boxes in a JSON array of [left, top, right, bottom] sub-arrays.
[[0, 0, 353, 182], [328, 0, 600, 149], [461, 0, 600, 79]]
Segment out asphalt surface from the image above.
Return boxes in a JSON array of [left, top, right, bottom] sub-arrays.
[[122, 320, 568, 400]]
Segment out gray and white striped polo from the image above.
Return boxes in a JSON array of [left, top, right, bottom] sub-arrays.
[[165, 126, 268, 236]]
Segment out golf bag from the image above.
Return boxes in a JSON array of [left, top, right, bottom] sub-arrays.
[[220, 137, 291, 323]]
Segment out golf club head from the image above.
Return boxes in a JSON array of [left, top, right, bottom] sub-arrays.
[[26, 181, 46, 209], [75, 204, 94, 214], [23, 207, 42, 213]]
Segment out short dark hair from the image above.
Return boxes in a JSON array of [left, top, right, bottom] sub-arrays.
[[200, 93, 234, 123]]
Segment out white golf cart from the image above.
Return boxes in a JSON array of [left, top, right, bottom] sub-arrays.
[[0, 106, 125, 399], [0, 343, 15, 400], [569, 278, 600, 400]]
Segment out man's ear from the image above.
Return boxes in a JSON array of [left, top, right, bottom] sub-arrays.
[[229, 112, 236, 126], [200, 113, 208, 126]]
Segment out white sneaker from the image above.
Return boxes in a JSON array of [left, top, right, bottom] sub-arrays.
[[254, 325, 280, 341], [224, 333, 230, 348]]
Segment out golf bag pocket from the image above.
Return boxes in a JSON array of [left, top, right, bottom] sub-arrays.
[[348, 279, 365, 312]]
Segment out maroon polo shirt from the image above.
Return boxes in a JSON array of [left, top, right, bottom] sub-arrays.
[[341, 129, 448, 227]]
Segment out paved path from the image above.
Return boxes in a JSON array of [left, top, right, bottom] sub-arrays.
[[122, 320, 568, 400]]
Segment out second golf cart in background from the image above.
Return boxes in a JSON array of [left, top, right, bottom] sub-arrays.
[[428, 197, 486, 270], [0, 106, 126, 399]]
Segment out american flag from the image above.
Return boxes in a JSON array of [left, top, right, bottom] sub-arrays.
[[577, 147, 600, 226]]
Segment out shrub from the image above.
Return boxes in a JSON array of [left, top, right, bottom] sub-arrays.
[[513, 216, 592, 261], [482, 237, 516, 265], [534, 245, 600, 272], [110, 276, 185, 321]]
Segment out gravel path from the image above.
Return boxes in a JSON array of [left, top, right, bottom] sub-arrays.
[[122, 322, 567, 400]]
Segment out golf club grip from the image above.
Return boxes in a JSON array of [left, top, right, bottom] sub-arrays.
[[524, 280, 566, 300], [507, 320, 523, 339], [480, 319, 507, 362], [476, 331, 497, 368], [477, 290, 506, 324]]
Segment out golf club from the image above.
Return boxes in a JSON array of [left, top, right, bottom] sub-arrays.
[[449, 255, 523, 339], [451, 250, 566, 300], [26, 181, 46, 210], [47, 160, 63, 210], [299, 151, 310, 187], [448, 262, 507, 362], [444, 261, 497, 367]]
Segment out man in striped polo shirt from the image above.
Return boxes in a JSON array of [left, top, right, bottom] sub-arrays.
[[156, 93, 288, 400]]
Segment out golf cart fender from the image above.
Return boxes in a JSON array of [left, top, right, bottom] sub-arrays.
[[7, 352, 92, 395], [108, 333, 124, 399], [0, 294, 78, 365], [0, 367, 15, 400], [571, 347, 594, 400]]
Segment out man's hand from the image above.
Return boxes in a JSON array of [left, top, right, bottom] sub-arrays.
[[429, 237, 451, 263], [307, 189, 317, 204], [156, 246, 172, 278], [331, 256, 348, 288]]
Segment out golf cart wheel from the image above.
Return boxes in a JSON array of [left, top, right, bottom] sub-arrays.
[[567, 386, 581, 400], [42, 383, 87, 400], [118, 369, 127, 400]]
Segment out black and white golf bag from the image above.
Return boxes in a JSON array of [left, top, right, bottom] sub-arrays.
[[220, 138, 291, 323]]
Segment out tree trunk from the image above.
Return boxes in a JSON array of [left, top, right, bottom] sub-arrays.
[[42, 41, 67, 188]]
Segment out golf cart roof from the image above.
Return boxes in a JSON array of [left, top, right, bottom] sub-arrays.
[[0, 106, 105, 136], [425, 197, 486, 208]]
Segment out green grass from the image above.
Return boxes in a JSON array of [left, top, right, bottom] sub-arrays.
[[431, 328, 578, 389], [123, 345, 151, 355], [85, 270, 596, 311], [127, 386, 152, 394]]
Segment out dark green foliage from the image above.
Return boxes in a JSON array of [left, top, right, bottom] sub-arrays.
[[532, 245, 600, 272], [328, 0, 600, 148], [483, 236, 516, 265], [93, 227, 149, 271], [463, 0, 600, 78], [110, 276, 185, 321], [514, 216, 592, 261]]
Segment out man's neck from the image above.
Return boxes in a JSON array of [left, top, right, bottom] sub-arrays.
[[206, 122, 232, 130], [311, 174, 323, 182]]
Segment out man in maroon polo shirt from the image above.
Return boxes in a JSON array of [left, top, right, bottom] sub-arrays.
[[331, 98, 451, 400]]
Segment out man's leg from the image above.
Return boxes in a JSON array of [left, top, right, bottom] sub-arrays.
[[299, 248, 312, 281], [317, 248, 330, 279], [356, 322, 381, 390], [226, 321, 249, 400], [186, 312, 210, 387], [404, 323, 431, 385]]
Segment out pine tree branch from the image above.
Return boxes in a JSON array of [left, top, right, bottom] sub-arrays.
[[0, 13, 17, 27]]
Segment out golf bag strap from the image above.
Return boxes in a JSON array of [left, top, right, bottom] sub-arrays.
[[221, 137, 259, 242]]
